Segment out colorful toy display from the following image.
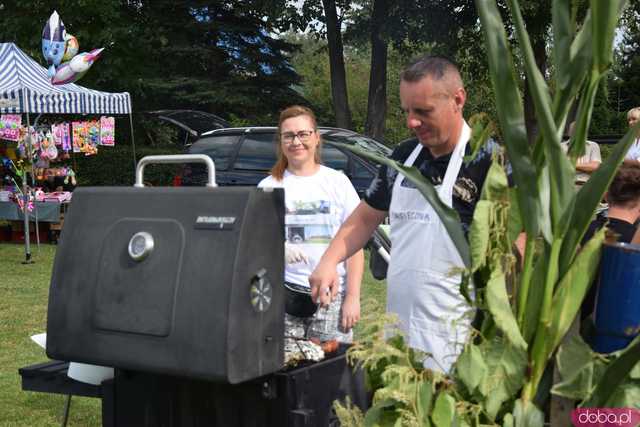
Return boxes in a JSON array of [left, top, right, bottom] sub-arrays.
[[100, 116, 115, 146], [0, 115, 22, 141]]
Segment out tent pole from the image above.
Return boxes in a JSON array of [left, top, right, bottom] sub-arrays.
[[31, 114, 42, 251], [22, 107, 33, 264], [128, 98, 136, 175]]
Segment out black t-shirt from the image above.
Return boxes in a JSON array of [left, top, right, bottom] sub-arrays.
[[364, 137, 499, 233], [582, 216, 637, 245]]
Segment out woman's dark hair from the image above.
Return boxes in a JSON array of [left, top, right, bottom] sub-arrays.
[[608, 161, 640, 207]]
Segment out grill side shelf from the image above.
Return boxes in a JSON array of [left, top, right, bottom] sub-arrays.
[[19, 360, 102, 398]]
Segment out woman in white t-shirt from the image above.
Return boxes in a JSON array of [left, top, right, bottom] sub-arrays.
[[258, 105, 364, 343], [626, 107, 640, 161]]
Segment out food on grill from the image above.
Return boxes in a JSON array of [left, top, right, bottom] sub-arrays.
[[320, 339, 339, 354], [284, 339, 324, 366]]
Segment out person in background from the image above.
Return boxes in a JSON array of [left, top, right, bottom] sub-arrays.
[[625, 107, 640, 162], [561, 121, 601, 185], [581, 161, 640, 319], [309, 55, 496, 373], [258, 105, 364, 343]]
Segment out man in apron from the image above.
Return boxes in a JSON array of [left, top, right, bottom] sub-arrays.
[[309, 55, 496, 373]]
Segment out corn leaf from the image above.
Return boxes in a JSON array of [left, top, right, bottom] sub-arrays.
[[469, 200, 491, 272], [456, 344, 487, 394], [465, 114, 495, 164], [582, 334, 640, 408], [431, 392, 456, 427], [476, 0, 540, 237], [551, 335, 606, 401], [503, 414, 515, 427], [591, 0, 627, 73], [521, 246, 550, 344], [606, 381, 640, 408], [552, 12, 592, 131], [547, 227, 605, 352], [506, 0, 575, 235], [558, 126, 640, 274], [536, 165, 553, 243], [552, 0, 573, 92], [336, 143, 470, 267], [416, 380, 434, 427], [486, 268, 527, 351], [513, 399, 544, 427], [478, 336, 528, 421], [507, 189, 523, 245]]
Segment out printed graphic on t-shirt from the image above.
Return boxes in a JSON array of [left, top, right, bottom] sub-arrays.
[[286, 200, 333, 245]]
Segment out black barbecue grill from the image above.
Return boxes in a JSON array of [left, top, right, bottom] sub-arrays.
[[46, 154, 286, 384]]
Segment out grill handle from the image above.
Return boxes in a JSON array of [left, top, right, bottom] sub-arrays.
[[134, 154, 217, 188]]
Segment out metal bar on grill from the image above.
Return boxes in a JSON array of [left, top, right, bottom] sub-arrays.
[[134, 154, 217, 188]]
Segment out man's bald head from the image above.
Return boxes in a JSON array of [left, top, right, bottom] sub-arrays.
[[400, 55, 464, 96]]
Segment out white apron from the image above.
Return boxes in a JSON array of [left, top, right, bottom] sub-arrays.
[[387, 123, 473, 373]]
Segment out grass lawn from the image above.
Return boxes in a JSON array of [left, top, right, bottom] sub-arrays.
[[0, 242, 386, 426]]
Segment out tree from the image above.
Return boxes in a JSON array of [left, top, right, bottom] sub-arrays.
[[0, 0, 305, 126]]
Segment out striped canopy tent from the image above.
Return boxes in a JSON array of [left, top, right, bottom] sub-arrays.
[[0, 42, 131, 114], [0, 42, 136, 263]]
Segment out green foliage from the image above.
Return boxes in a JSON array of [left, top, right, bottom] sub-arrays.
[[74, 144, 181, 187], [552, 334, 640, 409]]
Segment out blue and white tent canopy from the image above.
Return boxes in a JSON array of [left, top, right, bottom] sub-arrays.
[[0, 42, 131, 115]]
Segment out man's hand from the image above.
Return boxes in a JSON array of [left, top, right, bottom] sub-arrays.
[[340, 294, 360, 331], [309, 261, 340, 306], [284, 242, 309, 265]]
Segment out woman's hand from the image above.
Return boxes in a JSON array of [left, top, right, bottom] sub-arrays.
[[341, 294, 360, 331]]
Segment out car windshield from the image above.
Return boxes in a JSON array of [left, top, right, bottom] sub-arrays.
[[321, 131, 391, 157]]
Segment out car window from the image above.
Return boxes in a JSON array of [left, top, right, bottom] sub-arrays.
[[234, 134, 278, 171], [322, 132, 391, 156], [322, 144, 349, 172], [188, 134, 238, 170], [353, 159, 374, 179]]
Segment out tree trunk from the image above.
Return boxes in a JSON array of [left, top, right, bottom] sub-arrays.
[[364, 0, 388, 140], [322, 0, 352, 129]]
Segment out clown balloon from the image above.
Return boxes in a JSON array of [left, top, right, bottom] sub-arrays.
[[41, 11, 66, 78]]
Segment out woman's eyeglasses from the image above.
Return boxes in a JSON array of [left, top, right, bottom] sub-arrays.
[[280, 130, 315, 144]]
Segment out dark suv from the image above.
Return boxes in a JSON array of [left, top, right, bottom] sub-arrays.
[[181, 126, 391, 196]]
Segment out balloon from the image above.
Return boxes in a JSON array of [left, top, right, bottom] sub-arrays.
[[51, 48, 104, 85], [41, 11, 66, 77], [62, 33, 79, 62]]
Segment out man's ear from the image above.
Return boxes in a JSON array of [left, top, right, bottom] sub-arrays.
[[453, 87, 466, 113]]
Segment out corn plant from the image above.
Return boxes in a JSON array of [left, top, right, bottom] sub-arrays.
[[335, 0, 640, 424]]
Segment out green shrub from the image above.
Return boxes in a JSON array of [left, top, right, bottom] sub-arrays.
[[73, 144, 182, 187]]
